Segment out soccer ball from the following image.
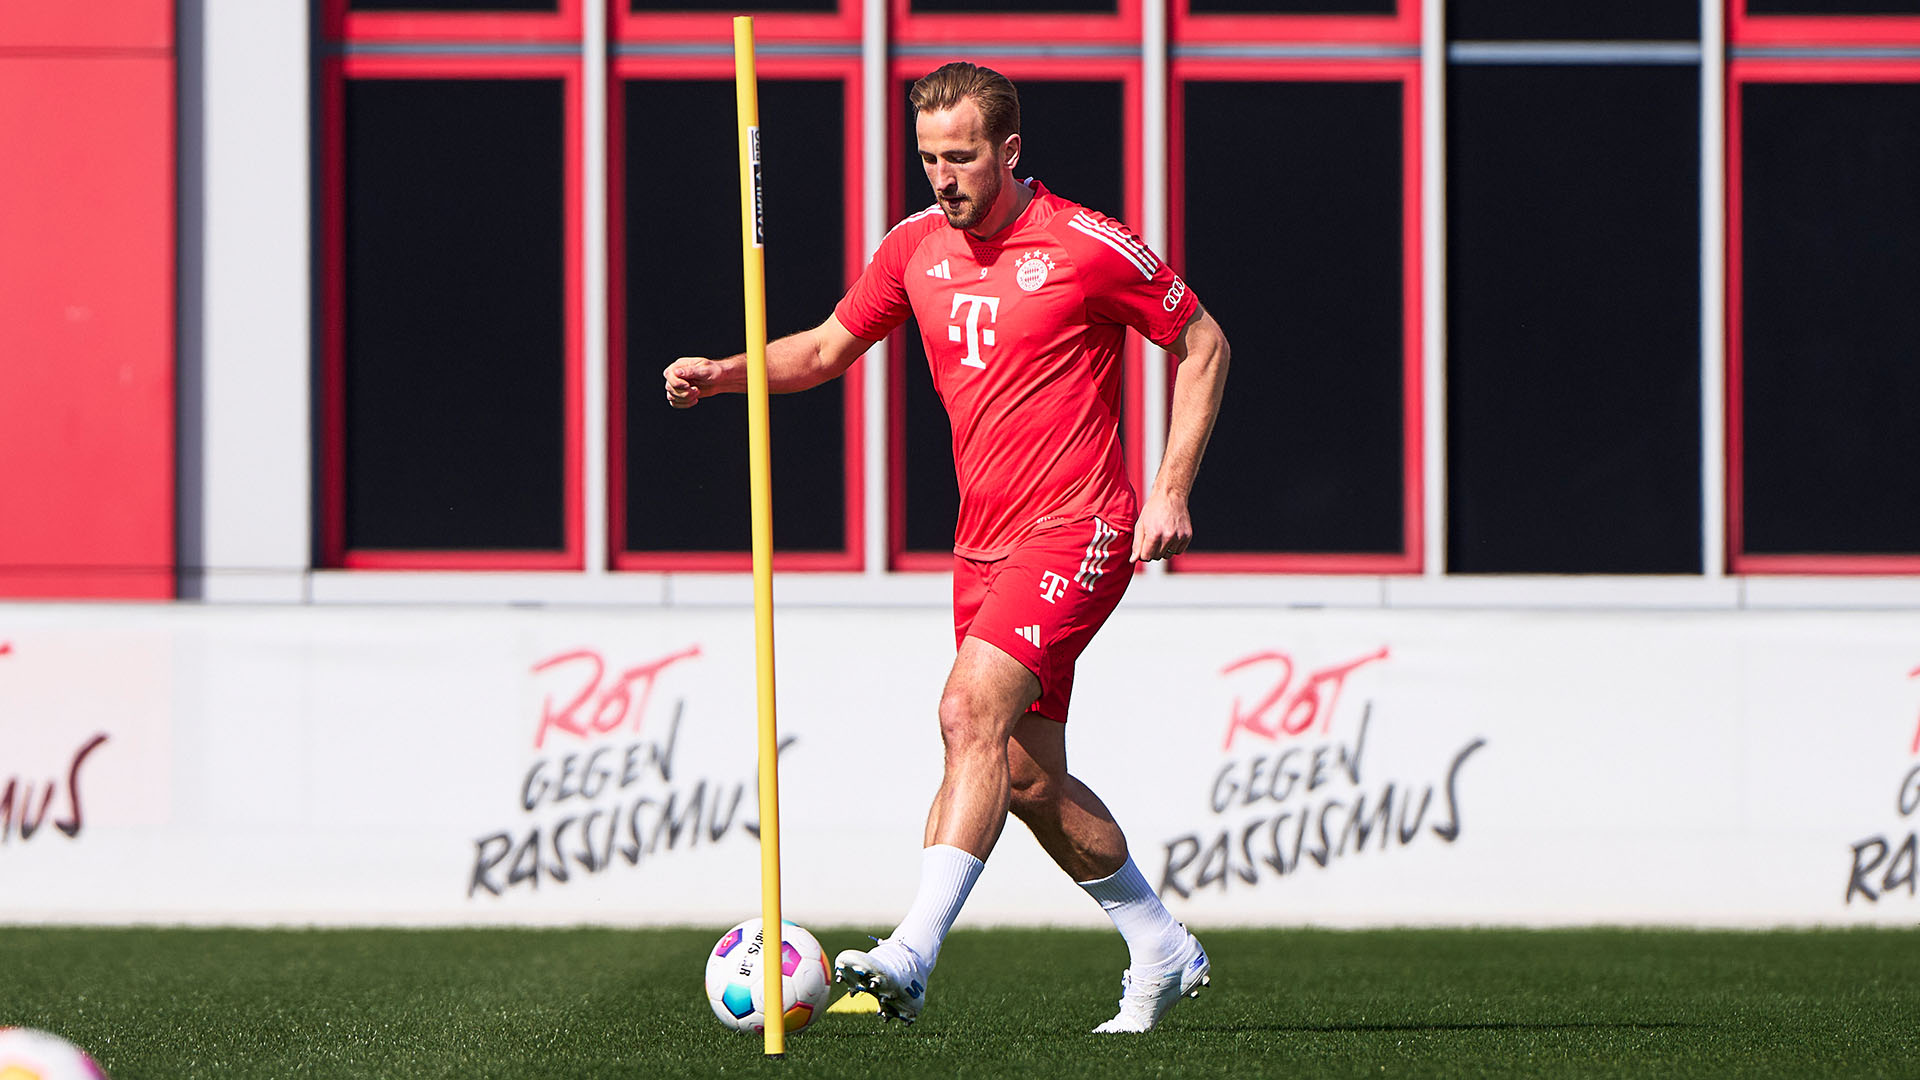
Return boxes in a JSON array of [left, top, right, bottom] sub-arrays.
[[703, 918, 832, 1035], [0, 1028, 109, 1079]]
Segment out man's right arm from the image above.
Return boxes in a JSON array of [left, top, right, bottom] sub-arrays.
[[664, 314, 875, 409]]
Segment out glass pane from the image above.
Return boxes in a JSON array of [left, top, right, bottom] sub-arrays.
[[1184, 79, 1406, 555], [1741, 81, 1920, 556], [343, 78, 567, 551], [1449, 0, 1698, 40], [1446, 64, 1700, 573], [622, 79, 847, 554]]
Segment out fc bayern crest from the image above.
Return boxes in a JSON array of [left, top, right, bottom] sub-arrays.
[[1016, 250, 1054, 292]]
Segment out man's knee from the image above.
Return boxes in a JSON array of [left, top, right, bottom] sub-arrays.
[[938, 683, 1006, 757], [938, 641, 1041, 760]]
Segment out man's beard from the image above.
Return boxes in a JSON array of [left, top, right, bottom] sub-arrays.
[[940, 170, 1001, 232]]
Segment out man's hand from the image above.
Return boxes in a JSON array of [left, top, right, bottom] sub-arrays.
[[663, 319, 873, 408], [1132, 489, 1192, 562], [664, 357, 722, 409]]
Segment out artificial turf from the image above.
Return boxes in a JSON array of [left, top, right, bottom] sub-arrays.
[[2, 926, 1914, 1079]]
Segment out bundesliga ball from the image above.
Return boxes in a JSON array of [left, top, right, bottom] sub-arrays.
[[0, 1028, 109, 1079], [704, 918, 831, 1035]]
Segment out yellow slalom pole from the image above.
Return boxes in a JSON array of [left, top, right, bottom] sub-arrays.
[[733, 15, 786, 1060]]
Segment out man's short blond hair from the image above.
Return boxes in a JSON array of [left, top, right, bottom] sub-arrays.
[[910, 61, 1021, 146]]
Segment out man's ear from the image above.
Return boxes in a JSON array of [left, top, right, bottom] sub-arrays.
[[1002, 132, 1021, 171]]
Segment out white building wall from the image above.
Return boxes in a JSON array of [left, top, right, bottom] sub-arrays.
[[3, 602, 1918, 928]]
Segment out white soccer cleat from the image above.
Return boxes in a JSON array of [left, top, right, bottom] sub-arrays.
[[1092, 928, 1210, 1034], [834, 939, 931, 1024]]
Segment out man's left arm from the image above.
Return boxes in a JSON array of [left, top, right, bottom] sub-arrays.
[[1134, 304, 1230, 562]]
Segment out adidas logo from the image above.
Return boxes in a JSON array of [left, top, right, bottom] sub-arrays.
[[1015, 625, 1041, 647], [925, 259, 952, 279]]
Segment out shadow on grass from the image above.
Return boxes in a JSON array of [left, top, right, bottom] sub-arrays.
[[1181, 1020, 1704, 1036], [803, 1025, 939, 1041], [801, 1019, 1705, 1041]]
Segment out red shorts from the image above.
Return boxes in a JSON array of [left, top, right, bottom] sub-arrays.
[[953, 515, 1133, 723]]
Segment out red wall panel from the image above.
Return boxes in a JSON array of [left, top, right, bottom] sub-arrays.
[[0, 0, 173, 51], [0, 54, 176, 599]]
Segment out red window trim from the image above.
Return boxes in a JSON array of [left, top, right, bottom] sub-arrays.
[[1729, 5, 1920, 46], [1171, 1, 1418, 46], [610, 54, 867, 573], [1725, 58, 1920, 575], [614, 4, 861, 43], [890, 0, 1143, 45], [1166, 58, 1424, 575], [886, 55, 1144, 570], [322, 54, 586, 571], [323, 0, 583, 44]]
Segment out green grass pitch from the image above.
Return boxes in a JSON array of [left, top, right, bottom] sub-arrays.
[[2, 926, 1915, 1079]]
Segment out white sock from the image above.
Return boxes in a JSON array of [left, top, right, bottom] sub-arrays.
[[887, 844, 984, 969], [1078, 856, 1190, 971]]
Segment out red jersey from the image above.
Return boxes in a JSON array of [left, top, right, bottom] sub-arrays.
[[835, 180, 1200, 560]]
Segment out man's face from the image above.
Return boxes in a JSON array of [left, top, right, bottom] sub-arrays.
[[915, 99, 1016, 233]]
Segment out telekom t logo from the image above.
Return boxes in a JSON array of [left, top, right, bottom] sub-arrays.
[[1039, 571, 1070, 603], [948, 292, 1000, 369]]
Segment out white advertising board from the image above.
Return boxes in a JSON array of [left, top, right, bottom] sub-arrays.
[[2, 604, 1917, 928]]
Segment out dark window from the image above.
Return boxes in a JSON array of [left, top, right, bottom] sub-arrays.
[[343, 78, 566, 552], [350, 0, 558, 11], [1747, 0, 1920, 12], [1449, 0, 1698, 40], [1740, 81, 1920, 556], [897, 79, 1124, 555], [910, 0, 1116, 12], [630, 0, 834, 10], [1446, 64, 1700, 573], [622, 78, 847, 554], [1181, 79, 1405, 556], [1190, 0, 1394, 13]]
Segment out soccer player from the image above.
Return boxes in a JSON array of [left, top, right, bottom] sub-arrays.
[[663, 61, 1230, 1034]]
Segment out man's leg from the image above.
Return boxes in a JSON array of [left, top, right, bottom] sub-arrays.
[[1007, 715, 1188, 961], [1004, 713, 1127, 880], [925, 636, 1042, 857], [1007, 714, 1209, 1033], [835, 637, 1039, 1022]]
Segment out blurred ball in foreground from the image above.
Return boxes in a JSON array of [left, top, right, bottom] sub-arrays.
[[0, 1028, 108, 1080]]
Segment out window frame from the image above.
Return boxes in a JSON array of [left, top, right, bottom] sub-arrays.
[[613, 1, 860, 45], [1171, 0, 1418, 46], [608, 54, 868, 572], [889, 0, 1142, 46], [323, 0, 582, 44], [1730, 2, 1920, 46], [1165, 57, 1424, 574], [1725, 58, 1920, 574], [885, 54, 1145, 572], [321, 53, 586, 570]]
